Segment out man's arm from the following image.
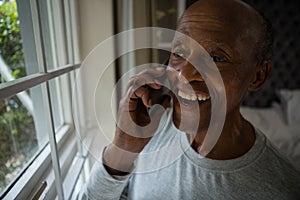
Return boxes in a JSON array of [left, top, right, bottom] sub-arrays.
[[78, 151, 131, 200], [78, 67, 170, 199], [103, 67, 170, 174]]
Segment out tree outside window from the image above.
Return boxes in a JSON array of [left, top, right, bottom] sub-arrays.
[[0, 0, 37, 193]]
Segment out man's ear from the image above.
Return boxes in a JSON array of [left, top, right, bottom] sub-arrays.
[[248, 60, 272, 91]]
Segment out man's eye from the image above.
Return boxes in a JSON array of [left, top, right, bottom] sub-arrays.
[[211, 55, 225, 62]]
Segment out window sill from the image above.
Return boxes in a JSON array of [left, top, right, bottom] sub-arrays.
[[2, 124, 75, 200]]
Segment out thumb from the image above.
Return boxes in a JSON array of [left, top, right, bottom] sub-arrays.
[[146, 95, 171, 134], [150, 94, 171, 122], [148, 94, 171, 122]]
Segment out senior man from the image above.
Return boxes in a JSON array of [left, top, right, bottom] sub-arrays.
[[80, 0, 300, 199]]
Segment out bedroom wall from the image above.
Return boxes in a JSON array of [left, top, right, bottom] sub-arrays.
[[77, 0, 115, 163]]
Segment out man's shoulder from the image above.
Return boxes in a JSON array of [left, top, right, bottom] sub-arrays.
[[254, 128, 300, 176]]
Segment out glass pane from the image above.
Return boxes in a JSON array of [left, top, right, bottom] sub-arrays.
[[0, 85, 48, 194], [0, 0, 27, 81], [30, 85, 49, 147], [37, 0, 68, 70]]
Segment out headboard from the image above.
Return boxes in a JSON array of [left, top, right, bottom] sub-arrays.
[[185, 0, 300, 107]]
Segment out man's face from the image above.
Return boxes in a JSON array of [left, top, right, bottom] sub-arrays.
[[167, 0, 260, 133]]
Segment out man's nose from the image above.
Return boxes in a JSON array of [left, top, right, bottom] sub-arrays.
[[176, 60, 203, 83]]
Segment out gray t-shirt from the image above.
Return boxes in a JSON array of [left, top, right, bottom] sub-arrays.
[[80, 109, 300, 200]]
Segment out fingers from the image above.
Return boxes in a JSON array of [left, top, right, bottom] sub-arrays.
[[132, 86, 152, 107], [128, 74, 163, 91], [123, 66, 168, 108], [119, 66, 169, 122], [136, 66, 166, 78], [160, 95, 171, 109], [127, 67, 166, 90], [129, 86, 171, 109]]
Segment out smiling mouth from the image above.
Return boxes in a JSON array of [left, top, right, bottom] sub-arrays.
[[178, 90, 210, 103]]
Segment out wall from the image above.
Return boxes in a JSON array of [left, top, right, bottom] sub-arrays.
[[77, 0, 115, 164]]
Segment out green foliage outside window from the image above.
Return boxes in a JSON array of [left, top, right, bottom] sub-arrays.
[[0, 1, 37, 193], [0, 1, 25, 76]]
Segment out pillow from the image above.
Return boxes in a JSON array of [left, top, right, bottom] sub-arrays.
[[276, 89, 300, 125]]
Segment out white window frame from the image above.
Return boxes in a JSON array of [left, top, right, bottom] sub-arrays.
[[0, 0, 88, 199]]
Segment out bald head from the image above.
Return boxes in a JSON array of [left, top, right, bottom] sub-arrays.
[[179, 0, 272, 63], [184, 0, 260, 23]]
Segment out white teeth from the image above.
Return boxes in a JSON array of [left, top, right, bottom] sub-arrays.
[[191, 95, 197, 101], [178, 90, 210, 102], [197, 95, 210, 101], [178, 90, 196, 100]]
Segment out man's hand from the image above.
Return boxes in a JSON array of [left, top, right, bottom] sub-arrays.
[[103, 67, 171, 175]]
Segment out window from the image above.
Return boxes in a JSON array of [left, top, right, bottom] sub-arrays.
[[0, 0, 83, 199]]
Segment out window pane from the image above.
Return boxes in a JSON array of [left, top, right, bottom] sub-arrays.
[[37, 0, 69, 70], [0, 85, 48, 194], [0, 1, 27, 81]]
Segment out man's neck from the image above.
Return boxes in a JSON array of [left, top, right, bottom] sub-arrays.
[[190, 110, 255, 160]]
